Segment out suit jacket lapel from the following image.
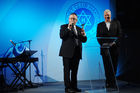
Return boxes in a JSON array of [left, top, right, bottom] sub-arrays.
[[103, 22, 109, 32], [76, 26, 80, 36], [109, 21, 112, 31]]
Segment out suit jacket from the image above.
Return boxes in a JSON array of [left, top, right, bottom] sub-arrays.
[[96, 19, 122, 47], [59, 24, 87, 59]]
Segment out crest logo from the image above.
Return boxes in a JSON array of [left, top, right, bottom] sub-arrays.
[[66, 2, 100, 37]]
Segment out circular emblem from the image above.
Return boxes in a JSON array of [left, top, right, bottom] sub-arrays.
[[65, 2, 100, 37]]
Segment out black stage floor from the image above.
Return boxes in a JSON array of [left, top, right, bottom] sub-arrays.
[[5, 80, 140, 93]]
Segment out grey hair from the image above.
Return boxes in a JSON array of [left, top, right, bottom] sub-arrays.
[[104, 9, 111, 14]]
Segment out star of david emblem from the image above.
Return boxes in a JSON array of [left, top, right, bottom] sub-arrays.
[[77, 10, 91, 29]]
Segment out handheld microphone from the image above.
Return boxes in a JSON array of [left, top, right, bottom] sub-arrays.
[[71, 23, 74, 30], [10, 40, 16, 46], [69, 23, 74, 27], [71, 23, 74, 26]]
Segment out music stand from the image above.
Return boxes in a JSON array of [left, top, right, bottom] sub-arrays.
[[16, 50, 37, 58], [14, 50, 38, 88], [17, 40, 33, 83]]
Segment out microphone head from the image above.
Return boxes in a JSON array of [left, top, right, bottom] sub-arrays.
[[72, 23, 74, 26], [71, 23, 74, 28]]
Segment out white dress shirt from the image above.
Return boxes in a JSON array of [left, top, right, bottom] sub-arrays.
[[105, 22, 111, 30]]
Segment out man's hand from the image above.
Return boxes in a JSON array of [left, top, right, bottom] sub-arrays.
[[109, 42, 116, 46], [68, 23, 72, 29], [81, 29, 86, 36], [68, 21, 74, 29]]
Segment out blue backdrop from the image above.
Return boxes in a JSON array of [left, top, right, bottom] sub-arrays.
[[0, 0, 116, 83]]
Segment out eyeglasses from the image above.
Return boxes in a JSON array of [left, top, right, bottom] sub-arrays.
[[69, 18, 77, 20]]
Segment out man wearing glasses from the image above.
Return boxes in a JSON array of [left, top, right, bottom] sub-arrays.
[[59, 13, 87, 92]]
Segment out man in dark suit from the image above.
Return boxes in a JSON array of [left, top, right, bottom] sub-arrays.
[[96, 9, 122, 89], [59, 13, 87, 92]]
